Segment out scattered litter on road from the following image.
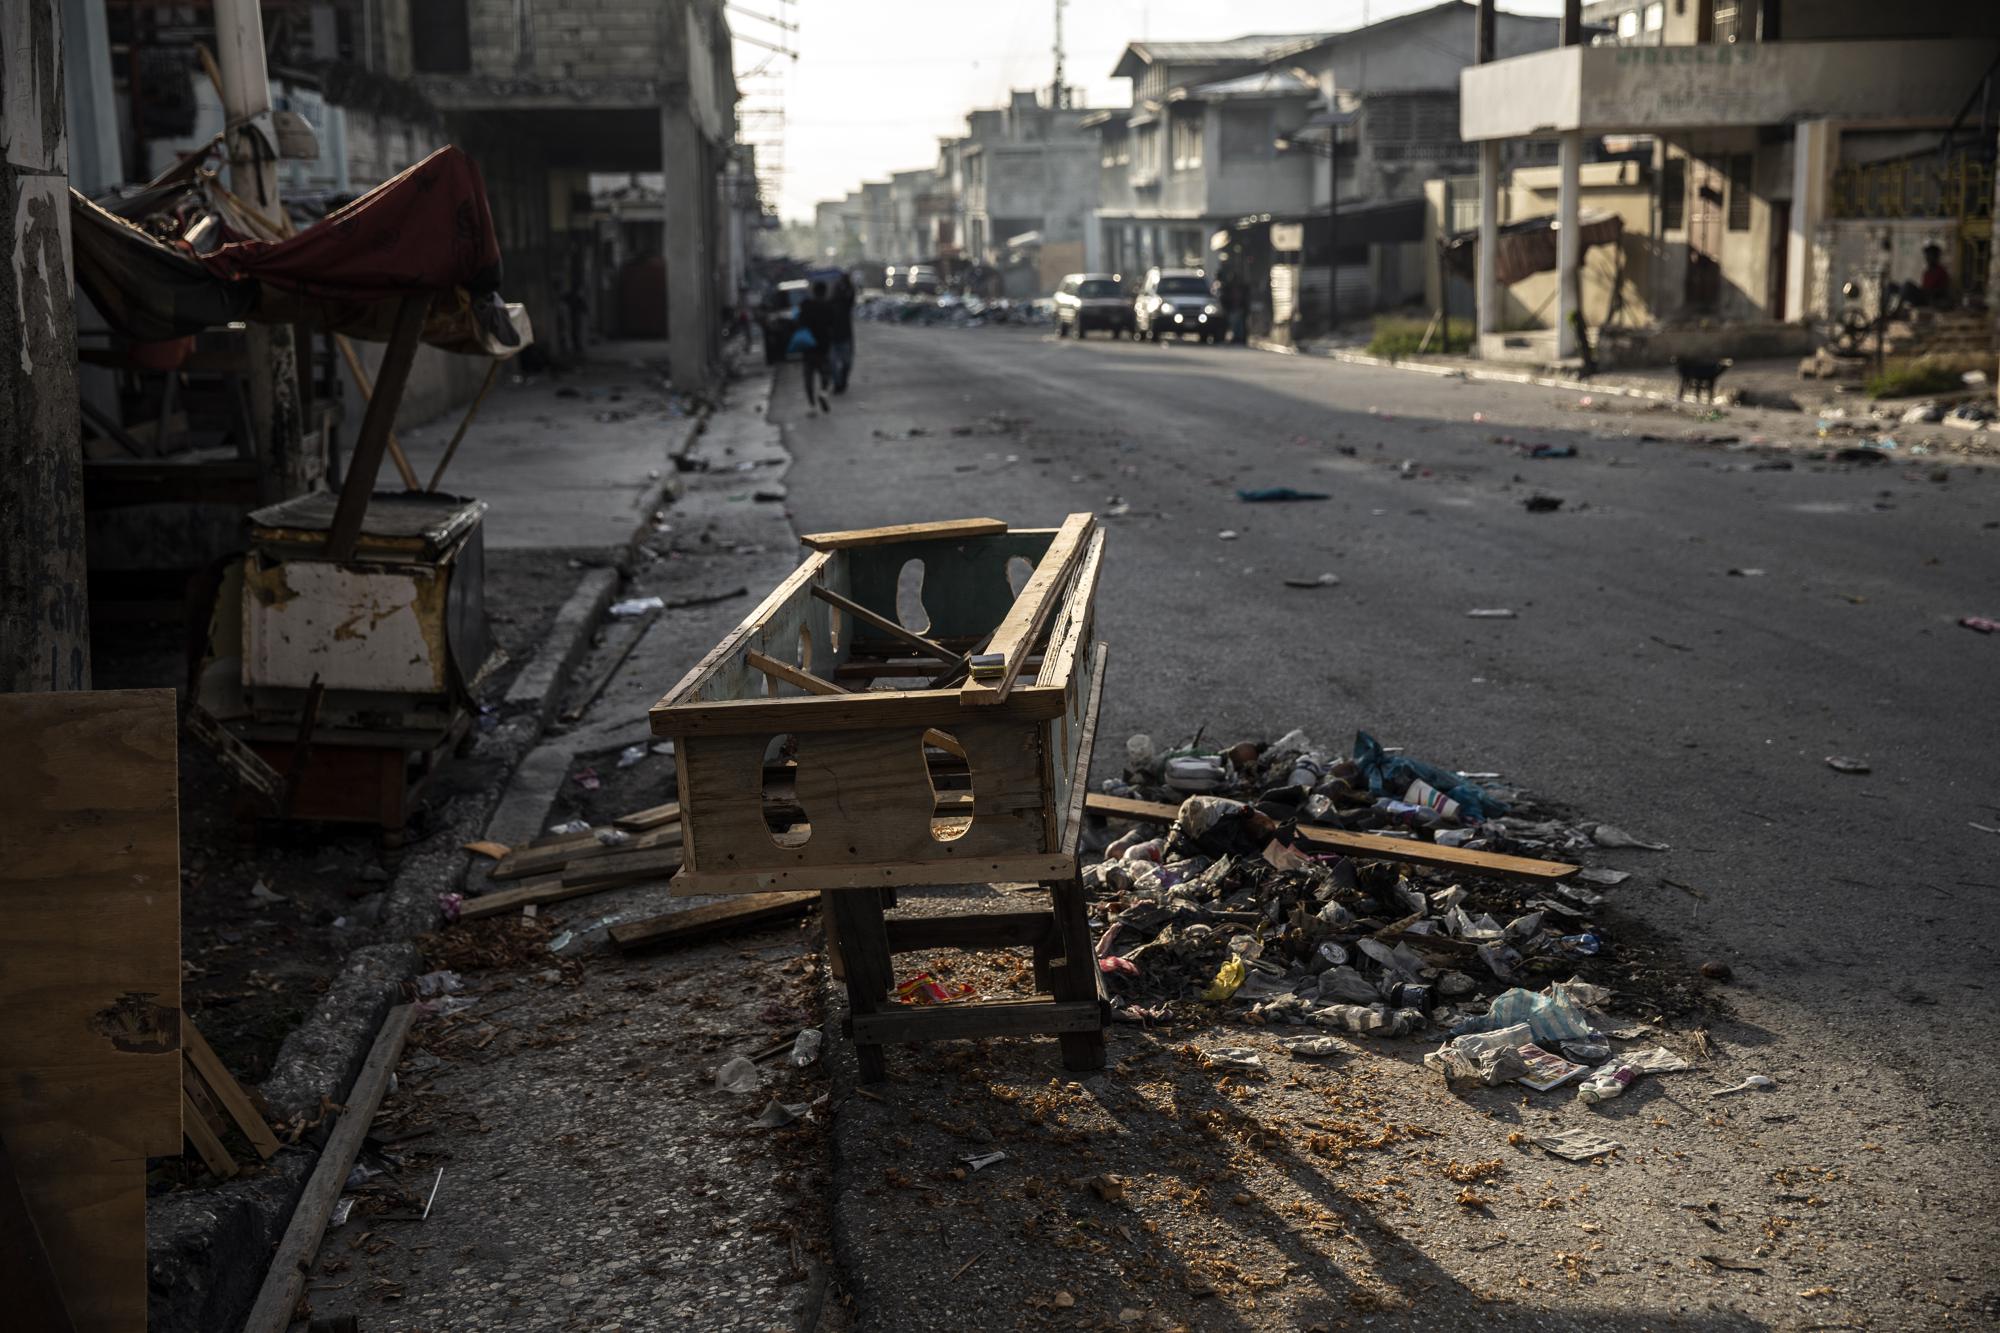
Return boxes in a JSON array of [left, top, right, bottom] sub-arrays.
[[1728, 568, 1766, 577], [1280, 1035, 1352, 1060], [1284, 573, 1341, 588], [894, 972, 976, 1005], [715, 1056, 764, 1094], [790, 1028, 823, 1067], [615, 743, 648, 769], [1577, 1045, 1693, 1105], [1217, 529, 1239, 540], [1710, 1074, 1776, 1097], [752, 1099, 809, 1128], [608, 596, 665, 617], [1523, 495, 1564, 512], [461, 840, 509, 859], [1824, 755, 1871, 775], [573, 767, 601, 790], [1534, 1128, 1622, 1161], [1591, 823, 1669, 850], [1202, 1047, 1265, 1072], [1701, 960, 1734, 982], [1237, 486, 1330, 502], [1466, 608, 1517, 619], [1961, 616, 1999, 634]]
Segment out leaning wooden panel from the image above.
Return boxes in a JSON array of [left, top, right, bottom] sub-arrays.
[[0, 688, 182, 1333], [652, 517, 1102, 895]]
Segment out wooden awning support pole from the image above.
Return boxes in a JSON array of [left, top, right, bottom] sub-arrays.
[[426, 358, 502, 493], [325, 294, 428, 562], [335, 334, 421, 491]]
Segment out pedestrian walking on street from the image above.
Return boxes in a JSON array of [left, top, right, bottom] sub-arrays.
[[829, 274, 857, 394], [796, 281, 836, 412]]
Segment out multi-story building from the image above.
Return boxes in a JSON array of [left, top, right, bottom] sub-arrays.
[[1089, 4, 1556, 323], [958, 90, 1100, 286], [1460, 0, 2000, 361]]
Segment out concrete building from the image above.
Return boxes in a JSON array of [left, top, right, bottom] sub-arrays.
[[1460, 0, 2000, 362], [957, 90, 1100, 284], [1091, 5, 1557, 323], [384, 0, 740, 390]]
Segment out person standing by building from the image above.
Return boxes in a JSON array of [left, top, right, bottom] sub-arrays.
[[829, 274, 857, 393]]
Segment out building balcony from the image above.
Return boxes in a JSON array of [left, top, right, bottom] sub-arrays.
[[1460, 38, 1999, 140]]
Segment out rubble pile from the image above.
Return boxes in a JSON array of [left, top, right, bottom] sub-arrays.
[[1084, 728, 1662, 1045]]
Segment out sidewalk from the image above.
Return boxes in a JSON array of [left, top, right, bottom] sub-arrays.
[[283, 364, 841, 1332]]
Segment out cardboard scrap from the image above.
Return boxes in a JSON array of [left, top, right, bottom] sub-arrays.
[[1535, 1127, 1623, 1161]]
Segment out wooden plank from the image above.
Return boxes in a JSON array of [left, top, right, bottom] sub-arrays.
[[0, 689, 181, 1333], [651, 682, 1068, 737], [671, 851, 1080, 897], [850, 998, 1100, 1045], [960, 512, 1094, 707], [1034, 528, 1105, 690], [457, 873, 624, 922], [614, 801, 682, 832], [560, 846, 683, 888], [1081, 793, 1580, 881], [181, 1020, 279, 1160], [809, 584, 965, 668], [1055, 645, 1110, 858], [326, 293, 429, 562], [491, 823, 680, 882], [608, 891, 818, 952], [333, 332, 421, 491], [181, 1089, 237, 1179], [800, 517, 1009, 551], [243, 1005, 415, 1333], [652, 549, 834, 711], [883, 911, 1056, 953]]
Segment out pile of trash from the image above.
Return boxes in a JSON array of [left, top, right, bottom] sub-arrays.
[[1084, 728, 1664, 1038]]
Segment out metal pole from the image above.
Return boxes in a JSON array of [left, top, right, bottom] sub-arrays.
[[212, 0, 310, 502]]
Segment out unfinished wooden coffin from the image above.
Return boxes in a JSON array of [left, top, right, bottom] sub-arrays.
[[650, 515, 1106, 894]]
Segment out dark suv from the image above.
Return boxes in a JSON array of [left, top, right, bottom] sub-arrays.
[[1054, 273, 1135, 340]]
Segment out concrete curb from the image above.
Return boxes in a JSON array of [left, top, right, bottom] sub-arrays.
[[503, 565, 621, 727], [1254, 336, 1728, 408]]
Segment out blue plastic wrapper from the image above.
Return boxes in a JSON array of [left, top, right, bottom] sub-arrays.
[[1451, 985, 1597, 1044], [1351, 730, 1508, 824]]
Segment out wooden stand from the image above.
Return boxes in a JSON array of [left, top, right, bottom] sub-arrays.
[[650, 517, 1112, 1078]]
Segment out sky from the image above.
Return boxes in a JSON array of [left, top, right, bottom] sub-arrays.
[[737, 0, 1565, 222]]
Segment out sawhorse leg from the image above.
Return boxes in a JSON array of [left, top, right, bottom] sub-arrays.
[[824, 888, 892, 1082], [1044, 873, 1108, 1072]]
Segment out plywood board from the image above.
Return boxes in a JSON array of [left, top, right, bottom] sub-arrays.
[[0, 689, 182, 1333]]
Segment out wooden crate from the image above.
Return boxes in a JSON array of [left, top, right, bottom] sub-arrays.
[[649, 515, 1106, 895]]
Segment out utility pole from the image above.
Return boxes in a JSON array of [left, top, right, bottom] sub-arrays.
[[213, 0, 313, 503], [1052, 0, 1069, 109], [1, 0, 90, 691]]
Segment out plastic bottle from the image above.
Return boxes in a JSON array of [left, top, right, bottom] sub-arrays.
[[1576, 1063, 1638, 1105], [1559, 932, 1602, 957], [790, 1028, 824, 1067]]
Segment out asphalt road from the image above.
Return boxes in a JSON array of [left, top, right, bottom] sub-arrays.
[[776, 322, 1999, 1327]]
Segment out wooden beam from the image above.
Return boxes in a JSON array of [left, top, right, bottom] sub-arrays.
[[325, 293, 429, 562], [559, 845, 682, 888], [334, 333, 421, 491], [670, 850, 1081, 896], [490, 823, 680, 882], [608, 891, 818, 952], [613, 801, 682, 832], [651, 682, 1066, 738], [243, 1005, 415, 1333], [458, 863, 673, 921], [181, 1089, 238, 1179], [181, 1020, 279, 1160], [882, 911, 1056, 953], [809, 584, 965, 668], [960, 512, 1094, 707], [1082, 792, 1580, 882], [850, 998, 1100, 1045], [800, 517, 1007, 550]]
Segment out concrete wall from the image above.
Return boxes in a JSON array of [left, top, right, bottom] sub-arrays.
[[2, 0, 89, 690]]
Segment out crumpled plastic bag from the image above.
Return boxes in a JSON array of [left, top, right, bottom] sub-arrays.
[[1424, 1022, 1536, 1086], [1352, 730, 1508, 823], [1317, 966, 1382, 1006], [1451, 980, 1601, 1044], [1168, 796, 1275, 860], [714, 1056, 764, 1094], [1201, 955, 1246, 1002]]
